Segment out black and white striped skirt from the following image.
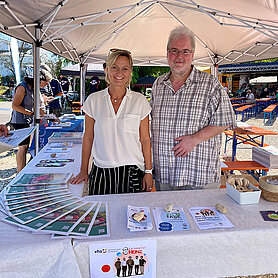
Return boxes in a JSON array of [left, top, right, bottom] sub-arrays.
[[89, 164, 144, 195]]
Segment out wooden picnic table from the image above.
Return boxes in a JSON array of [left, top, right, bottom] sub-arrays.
[[255, 97, 276, 115], [224, 126, 278, 161]]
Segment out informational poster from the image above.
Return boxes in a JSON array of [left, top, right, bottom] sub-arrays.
[[89, 239, 156, 278]]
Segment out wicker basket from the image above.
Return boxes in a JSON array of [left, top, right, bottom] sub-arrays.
[[259, 175, 278, 202]]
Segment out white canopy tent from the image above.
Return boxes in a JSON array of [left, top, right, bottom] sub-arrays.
[[1, 0, 278, 153], [249, 76, 278, 84]]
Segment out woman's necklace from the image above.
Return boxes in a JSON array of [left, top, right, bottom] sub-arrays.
[[111, 95, 124, 103]]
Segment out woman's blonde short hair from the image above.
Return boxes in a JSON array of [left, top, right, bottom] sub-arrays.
[[105, 49, 133, 86]]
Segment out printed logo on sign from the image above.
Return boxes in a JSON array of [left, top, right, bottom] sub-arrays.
[[94, 249, 108, 254]]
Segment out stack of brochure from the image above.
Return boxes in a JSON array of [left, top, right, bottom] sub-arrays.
[[153, 206, 189, 232], [48, 132, 83, 143], [0, 173, 110, 239], [60, 114, 76, 121], [252, 145, 278, 169], [189, 207, 234, 230], [127, 205, 153, 232], [46, 122, 72, 128]]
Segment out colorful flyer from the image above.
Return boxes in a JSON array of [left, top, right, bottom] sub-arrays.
[[11, 197, 80, 224], [189, 207, 234, 230], [6, 192, 72, 212], [127, 205, 153, 231], [70, 202, 102, 236], [5, 184, 68, 195], [10, 173, 72, 186], [89, 239, 156, 278], [153, 207, 189, 232], [37, 202, 97, 235], [260, 211, 278, 221]]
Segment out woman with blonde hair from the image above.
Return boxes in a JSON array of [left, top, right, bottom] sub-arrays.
[[72, 49, 153, 195]]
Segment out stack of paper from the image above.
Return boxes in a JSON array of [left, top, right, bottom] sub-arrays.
[[127, 205, 153, 232], [48, 132, 83, 143], [153, 207, 189, 232], [47, 122, 72, 128], [60, 114, 76, 121], [0, 173, 110, 239], [189, 207, 234, 230], [252, 145, 278, 169]]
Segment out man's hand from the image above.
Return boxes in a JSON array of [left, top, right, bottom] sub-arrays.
[[0, 125, 8, 137], [172, 135, 199, 157]]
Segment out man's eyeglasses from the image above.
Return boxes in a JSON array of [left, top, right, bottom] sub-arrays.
[[168, 48, 193, 56], [109, 48, 131, 55]]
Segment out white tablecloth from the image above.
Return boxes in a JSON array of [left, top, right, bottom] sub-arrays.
[[0, 142, 84, 278], [73, 189, 278, 278]]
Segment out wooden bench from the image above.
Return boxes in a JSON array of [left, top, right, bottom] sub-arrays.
[[263, 104, 278, 124], [235, 104, 255, 120], [224, 130, 269, 147], [221, 160, 269, 186]]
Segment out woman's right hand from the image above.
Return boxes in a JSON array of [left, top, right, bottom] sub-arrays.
[[71, 170, 89, 184]]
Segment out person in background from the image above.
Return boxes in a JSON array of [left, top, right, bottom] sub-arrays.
[[150, 26, 236, 191], [260, 87, 268, 98], [246, 89, 255, 103], [49, 77, 63, 117], [88, 76, 100, 96], [71, 49, 153, 194], [11, 68, 52, 173], [0, 124, 8, 137]]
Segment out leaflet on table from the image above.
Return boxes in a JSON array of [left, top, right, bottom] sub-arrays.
[[44, 147, 70, 153], [7, 195, 75, 217], [260, 211, 278, 221], [48, 132, 83, 142], [4, 188, 69, 201], [0, 126, 37, 153], [189, 207, 234, 230], [50, 122, 72, 128], [89, 239, 156, 278], [6, 191, 72, 211], [43, 113, 58, 120], [127, 205, 153, 231], [11, 197, 81, 225], [39, 159, 74, 164], [60, 114, 76, 120], [10, 173, 72, 186], [152, 207, 189, 232], [49, 142, 73, 148], [43, 152, 70, 159], [52, 202, 110, 239], [4, 199, 83, 233], [5, 184, 68, 195], [37, 202, 97, 235], [70, 201, 102, 236]]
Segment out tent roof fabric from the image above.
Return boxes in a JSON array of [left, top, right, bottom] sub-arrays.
[[1, 1, 278, 66], [249, 76, 278, 84]]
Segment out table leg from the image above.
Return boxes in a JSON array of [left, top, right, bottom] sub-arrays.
[[232, 132, 237, 161]]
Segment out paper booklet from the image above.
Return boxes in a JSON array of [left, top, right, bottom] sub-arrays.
[[127, 205, 153, 232], [48, 132, 83, 143], [10, 173, 72, 186], [5, 184, 68, 195], [44, 147, 71, 153], [51, 202, 110, 239], [49, 142, 73, 148], [43, 113, 58, 120], [189, 207, 234, 230], [6, 194, 74, 216], [0, 126, 37, 153], [50, 122, 72, 128], [153, 206, 189, 232]]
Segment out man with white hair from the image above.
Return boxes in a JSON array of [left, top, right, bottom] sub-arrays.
[[150, 26, 236, 190]]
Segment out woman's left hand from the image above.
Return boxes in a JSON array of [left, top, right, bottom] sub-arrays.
[[143, 173, 153, 192]]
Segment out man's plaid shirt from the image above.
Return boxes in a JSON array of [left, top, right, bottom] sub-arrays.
[[150, 67, 236, 187]]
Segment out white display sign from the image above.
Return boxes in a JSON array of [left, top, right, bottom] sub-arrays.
[[89, 239, 156, 277]]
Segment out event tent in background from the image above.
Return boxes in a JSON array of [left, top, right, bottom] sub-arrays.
[[1, 0, 278, 153], [249, 76, 278, 84], [60, 64, 105, 78]]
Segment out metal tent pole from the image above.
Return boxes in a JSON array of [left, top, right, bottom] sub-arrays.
[[33, 27, 41, 156]]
